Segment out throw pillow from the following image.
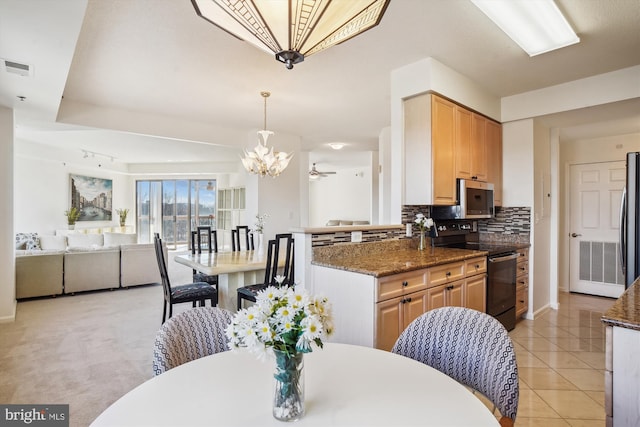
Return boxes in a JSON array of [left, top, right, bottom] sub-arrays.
[[15, 232, 40, 250], [39, 235, 67, 250], [103, 232, 137, 247]]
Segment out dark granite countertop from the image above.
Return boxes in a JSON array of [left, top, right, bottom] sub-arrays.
[[602, 277, 640, 331], [311, 239, 487, 278]]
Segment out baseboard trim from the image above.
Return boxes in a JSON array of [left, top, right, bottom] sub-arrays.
[[524, 303, 552, 320], [0, 299, 17, 323]]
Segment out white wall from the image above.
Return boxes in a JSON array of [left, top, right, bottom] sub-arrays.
[[532, 120, 552, 316], [309, 165, 372, 227], [502, 120, 535, 207], [0, 107, 15, 322], [557, 133, 640, 292], [14, 140, 135, 235]]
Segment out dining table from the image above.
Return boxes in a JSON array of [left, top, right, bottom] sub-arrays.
[[91, 343, 499, 426], [174, 249, 282, 311]]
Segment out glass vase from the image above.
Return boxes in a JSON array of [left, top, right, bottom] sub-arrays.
[[418, 232, 426, 251], [273, 349, 304, 422]]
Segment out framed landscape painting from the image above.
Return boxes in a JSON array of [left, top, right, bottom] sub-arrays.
[[70, 174, 113, 221]]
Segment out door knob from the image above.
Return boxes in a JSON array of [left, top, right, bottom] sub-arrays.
[[570, 233, 582, 238]]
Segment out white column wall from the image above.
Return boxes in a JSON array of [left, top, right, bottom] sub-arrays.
[[0, 107, 15, 322]]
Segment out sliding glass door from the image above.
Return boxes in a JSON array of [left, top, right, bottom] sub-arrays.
[[136, 179, 216, 248]]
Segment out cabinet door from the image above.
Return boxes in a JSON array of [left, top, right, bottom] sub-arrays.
[[455, 106, 472, 180], [447, 281, 464, 307], [403, 289, 429, 328], [431, 95, 456, 205], [465, 275, 486, 312], [486, 120, 502, 206], [471, 113, 488, 181], [375, 297, 403, 351], [426, 284, 447, 311]]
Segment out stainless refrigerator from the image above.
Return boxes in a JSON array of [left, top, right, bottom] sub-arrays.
[[620, 151, 640, 288]]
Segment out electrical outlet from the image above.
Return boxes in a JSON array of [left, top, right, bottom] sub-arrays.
[[351, 231, 362, 243]]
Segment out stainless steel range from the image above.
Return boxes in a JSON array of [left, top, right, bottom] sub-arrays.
[[432, 220, 518, 331]]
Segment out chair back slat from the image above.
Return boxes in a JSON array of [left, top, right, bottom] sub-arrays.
[[234, 225, 254, 251], [154, 233, 171, 298], [263, 233, 294, 286]]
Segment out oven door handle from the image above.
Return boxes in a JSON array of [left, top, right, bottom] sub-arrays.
[[488, 253, 519, 263]]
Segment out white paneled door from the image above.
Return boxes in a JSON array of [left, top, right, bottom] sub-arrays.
[[569, 161, 625, 297]]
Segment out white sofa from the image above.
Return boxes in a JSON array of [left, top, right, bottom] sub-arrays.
[[15, 232, 163, 298]]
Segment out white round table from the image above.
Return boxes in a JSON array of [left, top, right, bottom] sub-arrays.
[[92, 343, 499, 426]]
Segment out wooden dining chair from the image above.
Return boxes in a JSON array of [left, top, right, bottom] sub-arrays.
[[236, 233, 294, 310], [190, 227, 219, 292], [392, 307, 519, 427], [152, 307, 233, 375], [154, 233, 218, 324], [232, 225, 254, 251]]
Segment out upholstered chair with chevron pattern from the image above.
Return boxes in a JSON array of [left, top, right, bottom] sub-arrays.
[[392, 307, 519, 427], [152, 307, 233, 376]]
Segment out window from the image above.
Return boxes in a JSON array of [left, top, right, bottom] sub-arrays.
[[136, 179, 217, 247]]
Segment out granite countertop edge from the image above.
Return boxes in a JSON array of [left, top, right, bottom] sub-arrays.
[[601, 277, 640, 331], [311, 247, 488, 278]]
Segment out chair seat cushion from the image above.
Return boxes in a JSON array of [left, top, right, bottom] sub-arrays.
[[237, 284, 268, 300], [171, 282, 217, 303], [193, 272, 218, 286]]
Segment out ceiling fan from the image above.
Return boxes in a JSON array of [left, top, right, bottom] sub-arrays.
[[309, 163, 337, 180]]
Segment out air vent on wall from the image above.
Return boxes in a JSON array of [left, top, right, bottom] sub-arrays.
[[2, 59, 32, 77]]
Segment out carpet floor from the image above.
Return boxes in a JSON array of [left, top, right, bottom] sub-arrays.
[[0, 250, 195, 427]]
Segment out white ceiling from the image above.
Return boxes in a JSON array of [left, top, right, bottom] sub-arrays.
[[1, 0, 639, 169]]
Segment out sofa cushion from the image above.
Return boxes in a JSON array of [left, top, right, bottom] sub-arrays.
[[15, 232, 40, 250], [66, 233, 104, 249], [104, 232, 137, 247], [39, 235, 67, 250]]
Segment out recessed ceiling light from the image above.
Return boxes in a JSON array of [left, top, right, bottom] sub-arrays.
[[328, 143, 346, 150], [471, 0, 579, 56]]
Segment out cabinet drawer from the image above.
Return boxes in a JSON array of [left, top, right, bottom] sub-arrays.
[[516, 261, 529, 278], [516, 286, 528, 317], [465, 256, 487, 276], [517, 248, 529, 262], [516, 274, 529, 288], [377, 269, 428, 302], [428, 261, 465, 287]]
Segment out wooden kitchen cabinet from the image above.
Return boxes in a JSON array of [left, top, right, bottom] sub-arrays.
[[455, 106, 472, 180], [470, 113, 488, 181], [515, 248, 529, 318], [404, 92, 502, 206], [312, 254, 488, 351], [404, 93, 455, 206], [486, 119, 503, 206], [426, 280, 464, 311], [376, 289, 429, 351]]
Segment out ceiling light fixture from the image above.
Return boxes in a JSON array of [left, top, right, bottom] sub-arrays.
[[191, 0, 390, 69], [81, 149, 117, 162], [241, 91, 292, 178], [471, 0, 579, 56], [328, 142, 346, 150]]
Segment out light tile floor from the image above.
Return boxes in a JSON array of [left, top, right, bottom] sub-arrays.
[[495, 291, 614, 426]]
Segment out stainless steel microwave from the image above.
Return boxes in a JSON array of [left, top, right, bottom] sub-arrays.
[[459, 179, 494, 219], [431, 179, 495, 220]]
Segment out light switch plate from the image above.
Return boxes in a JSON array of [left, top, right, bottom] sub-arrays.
[[351, 231, 363, 243]]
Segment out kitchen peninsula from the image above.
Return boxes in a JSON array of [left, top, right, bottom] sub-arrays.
[[310, 239, 488, 350], [601, 277, 640, 427]]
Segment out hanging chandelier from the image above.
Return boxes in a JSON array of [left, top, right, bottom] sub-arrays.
[[191, 0, 390, 69], [241, 91, 292, 178]]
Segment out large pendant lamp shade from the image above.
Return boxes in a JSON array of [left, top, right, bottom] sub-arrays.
[[191, 0, 390, 69]]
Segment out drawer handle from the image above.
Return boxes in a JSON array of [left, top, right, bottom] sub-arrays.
[[519, 281, 526, 285], [519, 300, 525, 303], [402, 281, 408, 287], [402, 297, 412, 304], [446, 271, 451, 277], [475, 264, 480, 269], [446, 285, 454, 290]]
